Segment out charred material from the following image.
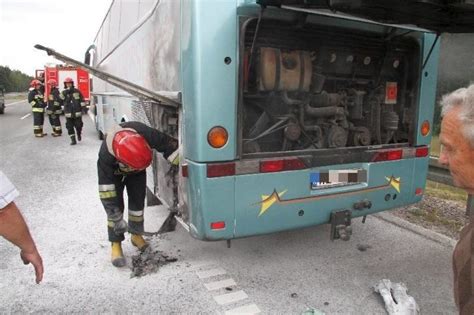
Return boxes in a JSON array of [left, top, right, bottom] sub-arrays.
[[131, 247, 178, 278], [241, 18, 420, 154]]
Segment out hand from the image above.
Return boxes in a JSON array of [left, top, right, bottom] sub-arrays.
[[20, 248, 44, 284]]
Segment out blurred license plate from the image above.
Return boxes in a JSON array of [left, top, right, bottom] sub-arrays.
[[310, 169, 367, 190]]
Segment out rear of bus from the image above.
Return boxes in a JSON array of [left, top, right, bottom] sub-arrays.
[[180, 1, 437, 241]]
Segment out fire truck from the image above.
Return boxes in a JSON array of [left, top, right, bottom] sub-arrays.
[[35, 66, 90, 105]]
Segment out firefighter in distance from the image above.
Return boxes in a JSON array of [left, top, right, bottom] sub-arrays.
[[60, 77, 85, 145], [45, 79, 62, 137], [28, 79, 47, 137], [97, 121, 179, 267]]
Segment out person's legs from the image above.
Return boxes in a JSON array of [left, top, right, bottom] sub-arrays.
[[125, 172, 148, 251], [65, 118, 76, 144], [75, 117, 83, 141], [33, 112, 46, 137], [50, 114, 62, 136], [99, 181, 126, 267]]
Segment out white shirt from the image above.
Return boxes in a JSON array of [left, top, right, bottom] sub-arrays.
[[0, 171, 19, 209]]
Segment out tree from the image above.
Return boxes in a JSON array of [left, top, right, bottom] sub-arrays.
[[0, 66, 33, 92]]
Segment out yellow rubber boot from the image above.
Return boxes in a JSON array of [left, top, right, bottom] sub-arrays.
[[131, 234, 149, 251], [111, 242, 126, 267]]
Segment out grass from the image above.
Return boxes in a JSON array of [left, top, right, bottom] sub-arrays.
[[425, 180, 468, 203], [406, 205, 465, 237], [395, 180, 469, 238], [430, 135, 441, 157], [5, 93, 27, 101]]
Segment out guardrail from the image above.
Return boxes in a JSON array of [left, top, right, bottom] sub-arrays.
[[428, 156, 474, 216]]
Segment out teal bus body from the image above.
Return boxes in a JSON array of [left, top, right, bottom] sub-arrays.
[[93, 0, 440, 241], [187, 158, 429, 240], [180, 2, 437, 240]]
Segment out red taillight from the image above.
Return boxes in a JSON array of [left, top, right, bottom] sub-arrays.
[[372, 149, 403, 162], [260, 160, 284, 173], [182, 165, 188, 177], [284, 158, 306, 170], [210, 221, 226, 230], [415, 188, 423, 196], [415, 146, 429, 157], [260, 158, 306, 173], [207, 163, 236, 178]]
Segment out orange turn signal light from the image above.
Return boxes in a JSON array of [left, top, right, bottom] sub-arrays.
[[421, 120, 430, 136], [208, 126, 228, 148]]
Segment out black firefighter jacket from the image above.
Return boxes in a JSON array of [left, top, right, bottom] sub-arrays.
[[46, 88, 62, 115], [60, 87, 85, 118], [28, 89, 46, 113]]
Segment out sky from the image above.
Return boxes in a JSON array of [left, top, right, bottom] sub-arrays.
[[0, 0, 112, 76]]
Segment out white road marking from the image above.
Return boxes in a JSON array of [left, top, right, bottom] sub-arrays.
[[20, 113, 31, 120], [225, 304, 261, 315], [196, 268, 227, 279], [213, 290, 248, 305], [6, 100, 26, 107], [204, 278, 237, 291]]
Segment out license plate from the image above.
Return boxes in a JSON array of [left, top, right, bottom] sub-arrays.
[[310, 169, 367, 190]]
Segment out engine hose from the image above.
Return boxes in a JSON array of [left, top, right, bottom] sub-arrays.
[[281, 91, 303, 105], [304, 103, 344, 117]]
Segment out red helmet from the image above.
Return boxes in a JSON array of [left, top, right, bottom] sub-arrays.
[[112, 130, 152, 170], [47, 79, 57, 87], [64, 77, 74, 84], [30, 79, 41, 87]]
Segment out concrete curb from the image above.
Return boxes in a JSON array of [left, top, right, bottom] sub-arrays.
[[373, 212, 457, 248]]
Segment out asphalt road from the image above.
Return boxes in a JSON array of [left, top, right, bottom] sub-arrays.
[[0, 99, 458, 314]]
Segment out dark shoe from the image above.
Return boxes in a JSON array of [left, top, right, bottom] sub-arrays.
[[77, 134, 82, 141], [70, 135, 77, 145]]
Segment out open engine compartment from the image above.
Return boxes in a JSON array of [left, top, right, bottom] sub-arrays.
[[240, 16, 421, 156]]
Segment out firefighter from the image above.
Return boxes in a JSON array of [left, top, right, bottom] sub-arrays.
[[97, 121, 178, 267], [46, 79, 62, 137], [60, 77, 85, 145], [27, 79, 47, 137]]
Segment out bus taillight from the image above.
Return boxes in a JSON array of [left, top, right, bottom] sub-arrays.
[[207, 162, 236, 178], [415, 146, 429, 157], [260, 158, 306, 173], [283, 158, 306, 170], [210, 221, 226, 230], [372, 149, 403, 162], [260, 160, 284, 173]]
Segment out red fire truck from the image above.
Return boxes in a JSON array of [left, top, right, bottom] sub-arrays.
[[35, 66, 90, 105]]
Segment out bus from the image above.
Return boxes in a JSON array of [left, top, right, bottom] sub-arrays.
[[37, 0, 474, 242]]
